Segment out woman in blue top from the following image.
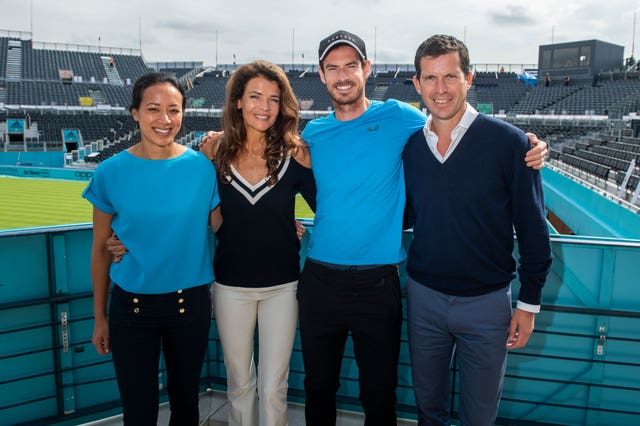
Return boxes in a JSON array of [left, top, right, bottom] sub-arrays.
[[83, 72, 221, 425]]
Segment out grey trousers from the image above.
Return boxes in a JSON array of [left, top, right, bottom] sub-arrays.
[[406, 277, 512, 426]]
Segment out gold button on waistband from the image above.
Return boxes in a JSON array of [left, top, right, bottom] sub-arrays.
[[178, 298, 184, 304], [179, 308, 185, 314], [133, 307, 140, 314], [133, 297, 139, 303]]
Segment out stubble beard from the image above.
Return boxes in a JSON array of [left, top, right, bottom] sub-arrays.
[[329, 82, 364, 108]]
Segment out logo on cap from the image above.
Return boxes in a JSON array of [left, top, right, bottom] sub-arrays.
[[318, 30, 367, 61]]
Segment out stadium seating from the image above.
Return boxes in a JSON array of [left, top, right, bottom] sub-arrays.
[[2, 31, 639, 199], [188, 75, 228, 109], [110, 54, 151, 83], [290, 76, 333, 110], [0, 37, 9, 79], [549, 79, 640, 116], [561, 153, 612, 179], [614, 170, 640, 189], [4, 34, 640, 117], [574, 149, 633, 172], [592, 145, 639, 162], [541, 125, 640, 202], [512, 84, 586, 115], [511, 123, 608, 146], [155, 67, 195, 79], [471, 72, 529, 114]]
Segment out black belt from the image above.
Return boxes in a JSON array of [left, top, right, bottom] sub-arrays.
[[307, 258, 392, 271]]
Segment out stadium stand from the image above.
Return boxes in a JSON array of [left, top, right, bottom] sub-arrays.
[[110, 53, 151, 83], [2, 30, 640, 207], [22, 42, 102, 81], [370, 76, 423, 106], [4, 38, 21, 80], [5, 32, 639, 119], [188, 74, 229, 109], [290, 76, 333, 110], [511, 83, 586, 115], [592, 145, 640, 162], [561, 152, 612, 179], [472, 72, 529, 114], [0, 37, 8, 79], [545, 79, 640, 116], [37, 112, 136, 142], [158, 68, 193, 78], [614, 171, 640, 190]]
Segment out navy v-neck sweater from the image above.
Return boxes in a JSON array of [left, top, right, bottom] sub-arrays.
[[214, 156, 316, 288], [403, 114, 552, 305]]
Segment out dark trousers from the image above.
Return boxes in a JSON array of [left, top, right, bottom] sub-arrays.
[[297, 260, 402, 426], [109, 284, 212, 426]]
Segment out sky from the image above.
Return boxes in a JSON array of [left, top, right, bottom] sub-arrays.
[[0, 0, 638, 68]]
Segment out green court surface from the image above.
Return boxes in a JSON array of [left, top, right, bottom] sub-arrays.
[[0, 176, 93, 230], [0, 176, 314, 231]]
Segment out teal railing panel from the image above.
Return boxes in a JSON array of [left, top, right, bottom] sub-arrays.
[[0, 227, 116, 424], [53, 228, 94, 294], [0, 303, 58, 424], [542, 168, 640, 239], [1, 226, 639, 425], [506, 235, 640, 425], [0, 233, 50, 304]]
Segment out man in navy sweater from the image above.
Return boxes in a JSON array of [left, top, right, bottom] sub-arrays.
[[403, 35, 552, 425]]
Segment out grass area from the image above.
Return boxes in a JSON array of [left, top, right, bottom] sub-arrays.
[[0, 176, 93, 230], [0, 176, 314, 231], [295, 196, 314, 220]]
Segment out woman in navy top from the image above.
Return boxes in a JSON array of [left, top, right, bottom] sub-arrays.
[[202, 60, 316, 426]]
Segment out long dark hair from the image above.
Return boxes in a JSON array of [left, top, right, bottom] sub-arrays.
[[215, 60, 304, 185]]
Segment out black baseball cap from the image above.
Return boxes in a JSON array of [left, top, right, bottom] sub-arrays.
[[318, 30, 367, 62]]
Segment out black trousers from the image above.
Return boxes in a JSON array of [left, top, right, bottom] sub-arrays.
[[297, 260, 403, 426], [109, 284, 212, 426]]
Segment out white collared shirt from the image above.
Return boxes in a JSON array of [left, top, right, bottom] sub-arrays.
[[421, 103, 540, 314], [423, 103, 478, 163]]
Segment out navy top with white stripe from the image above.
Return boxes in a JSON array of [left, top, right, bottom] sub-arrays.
[[214, 155, 317, 288]]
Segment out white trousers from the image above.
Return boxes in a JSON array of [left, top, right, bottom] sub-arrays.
[[213, 281, 298, 426]]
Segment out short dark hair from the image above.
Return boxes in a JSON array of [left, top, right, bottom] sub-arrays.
[[414, 35, 470, 78], [129, 72, 186, 112]]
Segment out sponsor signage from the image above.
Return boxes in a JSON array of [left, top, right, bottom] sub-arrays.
[[477, 103, 493, 114], [7, 119, 25, 133], [0, 166, 94, 181], [63, 129, 80, 143]]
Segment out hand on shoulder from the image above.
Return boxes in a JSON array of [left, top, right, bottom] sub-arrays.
[[292, 137, 311, 168], [524, 132, 547, 170], [199, 131, 223, 160]]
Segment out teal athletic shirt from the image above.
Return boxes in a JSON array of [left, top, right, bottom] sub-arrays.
[[83, 148, 220, 294], [302, 99, 426, 265]]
